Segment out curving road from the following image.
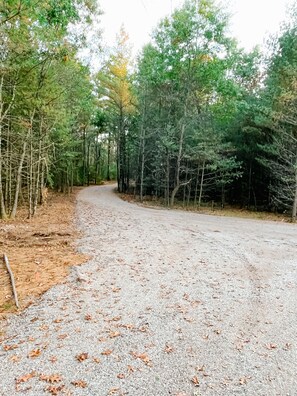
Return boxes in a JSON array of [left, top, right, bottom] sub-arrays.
[[1, 185, 296, 396]]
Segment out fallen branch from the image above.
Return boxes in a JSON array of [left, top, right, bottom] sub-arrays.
[[3, 254, 19, 309]]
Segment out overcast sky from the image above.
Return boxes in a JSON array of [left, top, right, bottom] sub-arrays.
[[97, 0, 292, 55]]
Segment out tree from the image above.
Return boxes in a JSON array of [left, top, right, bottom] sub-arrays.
[[133, 0, 244, 206], [257, 6, 297, 220], [96, 26, 136, 193], [0, 0, 101, 218]]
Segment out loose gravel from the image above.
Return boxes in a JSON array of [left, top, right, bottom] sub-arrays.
[[0, 185, 296, 396]]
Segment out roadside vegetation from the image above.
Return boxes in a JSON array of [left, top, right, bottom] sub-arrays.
[[1, 0, 296, 221]]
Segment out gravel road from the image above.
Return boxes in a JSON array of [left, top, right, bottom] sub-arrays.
[[1, 185, 297, 396]]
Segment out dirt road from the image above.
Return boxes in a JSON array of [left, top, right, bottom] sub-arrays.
[[1, 185, 296, 395]]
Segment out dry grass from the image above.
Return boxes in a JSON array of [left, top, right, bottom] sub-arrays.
[[0, 188, 87, 316]]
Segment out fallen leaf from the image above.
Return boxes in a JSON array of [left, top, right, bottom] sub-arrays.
[[85, 314, 92, 321], [45, 385, 65, 395], [76, 352, 88, 362], [196, 365, 205, 372], [109, 331, 121, 338], [117, 373, 125, 379], [191, 376, 200, 386], [101, 349, 113, 356], [265, 343, 277, 350], [93, 357, 101, 363], [39, 374, 62, 383], [110, 316, 122, 322], [239, 377, 251, 385], [71, 380, 87, 388], [28, 349, 41, 358], [184, 317, 194, 323], [53, 319, 63, 323], [127, 365, 135, 373], [130, 351, 152, 366], [164, 344, 174, 353], [16, 372, 36, 384], [108, 387, 120, 395], [283, 343, 292, 350], [119, 323, 134, 330], [10, 355, 21, 362], [3, 344, 18, 351], [57, 334, 68, 340]]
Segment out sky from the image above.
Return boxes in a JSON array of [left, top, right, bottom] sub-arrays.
[[97, 0, 292, 55]]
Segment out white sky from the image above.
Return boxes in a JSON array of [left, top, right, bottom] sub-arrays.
[[98, 0, 292, 55]]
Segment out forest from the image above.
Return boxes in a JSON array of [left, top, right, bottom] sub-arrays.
[[0, 0, 296, 220]]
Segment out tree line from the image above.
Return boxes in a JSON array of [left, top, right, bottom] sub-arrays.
[[97, 0, 297, 221], [0, 0, 109, 219], [1, 0, 296, 220]]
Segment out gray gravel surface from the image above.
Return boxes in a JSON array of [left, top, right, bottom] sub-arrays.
[[0, 185, 297, 396]]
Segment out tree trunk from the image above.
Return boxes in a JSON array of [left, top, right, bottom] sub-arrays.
[[194, 165, 200, 206], [292, 166, 297, 222], [10, 138, 28, 219], [170, 121, 186, 206], [107, 130, 111, 181], [198, 159, 205, 209]]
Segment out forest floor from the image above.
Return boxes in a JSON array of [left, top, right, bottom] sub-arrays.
[[119, 193, 290, 223], [0, 189, 87, 316], [0, 184, 296, 395]]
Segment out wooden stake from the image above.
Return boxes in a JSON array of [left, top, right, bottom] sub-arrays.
[[3, 254, 19, 309]]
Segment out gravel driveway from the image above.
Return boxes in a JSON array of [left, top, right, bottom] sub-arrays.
[[1, 185, 296, 396]]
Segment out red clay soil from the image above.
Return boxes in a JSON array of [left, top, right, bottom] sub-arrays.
[[0, 188, 87, 316]]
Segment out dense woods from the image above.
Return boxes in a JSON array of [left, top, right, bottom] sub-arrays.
[[1, 0, 296, 220]]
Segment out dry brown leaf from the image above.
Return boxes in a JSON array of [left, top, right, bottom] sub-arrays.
[[112, 316, 122, 321], [28, 348, 41, 358], [57, 334, 68, 340], [239, 377, 247, 385], [3, 344, 18, 351], [85, 314, 92, 321], [196, 365, 205, 372], [71, 380, 87, 388], [164, 344, 174, 353], [184, 317, 194, 323], [16, 372, 36, 384], [191, 376, 200, 386], [127, 365, 135, 373], [101, 349, 113, 356], [39, 374, 62, 383], [109, 331, 121, 338], [117, 373, 125, 379], [10, 355, 21, 363], [76, 352, 88, 362], [45, 385, 65, 395], [108, 387, 120, 395], [265, 343, 277, 350], [93, 357, 101, 363], [119, 323, 134, 330], [130, 351, 152, 366], [53, 319, 63, 323]]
